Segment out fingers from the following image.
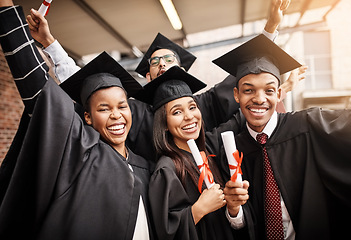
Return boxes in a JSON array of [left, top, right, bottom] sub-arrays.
[[299, 65, 308, 75], [297, 65, 308, 82], [280, 0, 290, 11], [26, 14, 38, 31], [242, 180, 250, 190], [273, 0, 283, 12], [224, 180, 249, 190], [30, 8, 44, 22], [210, 183, 221, 190], [224, 193, 249, 208], [223, 180, 249, 206]]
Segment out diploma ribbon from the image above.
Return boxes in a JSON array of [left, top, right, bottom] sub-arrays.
[[229, 150, 243, 182], [197, 151, 215, 193], [39, 0, 52, 16]]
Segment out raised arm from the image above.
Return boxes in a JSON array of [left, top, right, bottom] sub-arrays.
[[197, 1, 293, 131], [26, 8, 80, 82], [0, 1, 48, 114]]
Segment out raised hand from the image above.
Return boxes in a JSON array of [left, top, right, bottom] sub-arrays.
[[265, 0, 291, 33], [280, 65, 308, 93], [26, 8, 55, 48]]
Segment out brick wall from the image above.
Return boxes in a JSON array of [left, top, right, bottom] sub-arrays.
[[0, 46, 24, 165]]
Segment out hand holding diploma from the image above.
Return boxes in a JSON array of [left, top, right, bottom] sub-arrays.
[[27, 3, 55, 48], [221, 131, 243, 182], [187, 139, 215, 193]]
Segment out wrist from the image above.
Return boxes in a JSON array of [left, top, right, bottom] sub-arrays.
[[264, 21, 279, 34], [42, 35, 55, 48], [228, 206, 240, 217], [191, 201, 206, 224]]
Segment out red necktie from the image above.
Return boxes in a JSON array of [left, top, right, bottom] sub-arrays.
[[256, 133, 284, 240]]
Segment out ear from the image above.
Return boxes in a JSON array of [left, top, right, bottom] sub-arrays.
[[146, 72, 152, 82], [233, 87, 240, 103], [277, 87, 282, 103], [84, 111, 92, 125]]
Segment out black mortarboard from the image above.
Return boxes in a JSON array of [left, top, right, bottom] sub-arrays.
[[212, 34, 301, 83], [135, 33, 197, 77], [60, 51, 143, 107], [135, 66, 206, 111]]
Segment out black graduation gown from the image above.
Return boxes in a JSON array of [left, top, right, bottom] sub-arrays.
[[148, 151, 237, 240], [208, 108, 351, 240], [0, 6, 152, 240]]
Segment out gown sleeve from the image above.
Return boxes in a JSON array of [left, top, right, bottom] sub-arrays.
[[307, 108, 351, 207], [195, 75, 240, 132], [149, 157, 199, 240], [0, 5, 48, 115]]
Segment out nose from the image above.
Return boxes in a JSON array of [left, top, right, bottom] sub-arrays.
[[158, 57, 166, 67], [184, 109, 194, 120], [253, 91, 266, 104], [110, 109, 122, 119]]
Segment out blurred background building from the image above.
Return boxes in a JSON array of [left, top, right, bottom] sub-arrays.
[[1, 0, 350, 163]]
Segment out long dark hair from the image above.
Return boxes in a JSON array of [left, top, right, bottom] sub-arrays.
[[153, 100, 224, 189]]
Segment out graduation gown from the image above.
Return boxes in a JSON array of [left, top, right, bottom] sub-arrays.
[[207, 108, 351, 240], [0, 6, 152, 240], [148, 151, 237, 240]]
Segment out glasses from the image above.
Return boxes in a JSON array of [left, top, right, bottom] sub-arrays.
[[148, 54, 177, 67]]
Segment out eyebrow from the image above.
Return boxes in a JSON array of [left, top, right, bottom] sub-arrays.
[[241, 81, 277, 87], [97, 99, 127, 107], [169, 99, 195, 111]]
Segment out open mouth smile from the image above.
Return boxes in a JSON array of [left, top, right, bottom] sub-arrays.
[[107, 123, 125, 135], [181, 122, 198, 133]]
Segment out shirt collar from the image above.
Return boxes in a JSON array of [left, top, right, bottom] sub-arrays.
[[246, 111, 278, 141]]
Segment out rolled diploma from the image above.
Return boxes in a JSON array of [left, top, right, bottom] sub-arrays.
[[38, 0, 52, 16], [221, 131, 242, 182], [187, 139, 215, 189]]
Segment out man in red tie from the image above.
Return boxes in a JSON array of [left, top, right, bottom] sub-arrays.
[[213, 34, 351, 239]]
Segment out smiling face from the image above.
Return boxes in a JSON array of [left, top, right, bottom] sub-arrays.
[[165, 96, 202, 151], [84, 87, 132, 156], [234, 72, 281, 133], [146, 49, 181, 82]]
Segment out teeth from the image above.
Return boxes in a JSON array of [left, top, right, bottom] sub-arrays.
[[183, 123, 196, 130], [250, 108, 266, 113], [108, 124, 124, 131]]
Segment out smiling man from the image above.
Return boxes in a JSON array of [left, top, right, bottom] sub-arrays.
[[212, 34, 351, 239], [234, 72, 281, 133]]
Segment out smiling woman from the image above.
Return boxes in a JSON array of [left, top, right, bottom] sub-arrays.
[[84, 86, 132, 156], [134, 66, 250, 240], [165, 97, 202, 151]]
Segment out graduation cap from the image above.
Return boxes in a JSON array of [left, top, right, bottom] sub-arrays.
[[135, 66, 206, 111], [135, 33, 197, 77], [60, 51, 143, 107], [212, 34, 301, 83]]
